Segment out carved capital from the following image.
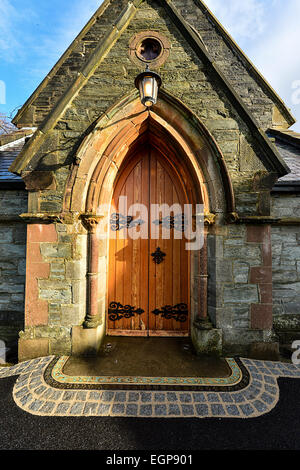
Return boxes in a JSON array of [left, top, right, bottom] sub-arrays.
[[226, 212, 239, 224], [81, 214, 103, 233], [204, 212, 216, 225]]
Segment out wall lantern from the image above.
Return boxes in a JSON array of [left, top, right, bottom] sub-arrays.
[[135, 65, 162, 108]]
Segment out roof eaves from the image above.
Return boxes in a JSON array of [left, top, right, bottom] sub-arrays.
[[267, 128, 300, 149]]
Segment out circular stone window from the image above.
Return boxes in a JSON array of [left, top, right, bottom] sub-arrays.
[[136, 38, 162, 61], [129, 31, 170, 68]]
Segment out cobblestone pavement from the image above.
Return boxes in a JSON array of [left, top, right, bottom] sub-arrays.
[[0, 356, 299, 419]]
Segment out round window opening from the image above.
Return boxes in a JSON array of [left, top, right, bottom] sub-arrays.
[[137, 38, 162, 61]]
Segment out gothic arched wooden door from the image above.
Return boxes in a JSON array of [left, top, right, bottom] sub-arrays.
[[107, 144, 190, 336]]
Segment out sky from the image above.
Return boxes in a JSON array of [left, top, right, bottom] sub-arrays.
[[0, 0, 299, 130]]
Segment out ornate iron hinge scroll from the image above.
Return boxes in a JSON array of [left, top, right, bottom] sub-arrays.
[[108, 302, 145, 322], [151, 247, 166, 264], [110, 213, 145, 231], [152, 303, 188, 323], [152, 214, 186, 232]]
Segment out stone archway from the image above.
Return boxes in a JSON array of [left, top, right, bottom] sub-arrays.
[[64, 90, 236, 354]]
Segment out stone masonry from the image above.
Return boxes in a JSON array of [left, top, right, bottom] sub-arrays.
[[0, 190, 27, 353]]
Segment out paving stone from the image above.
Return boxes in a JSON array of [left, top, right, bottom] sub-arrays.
[[39, 401, 56, 413], [195, 404, 209, 416], [140, 404, 153, 416], [252, 380, 263, 389], [181, 404, 194, 416], [62, 391, 76, 401], [28, 400, 44, 412], [264, 384, 277, 395], [55, 402, 71, 414], [243, 387, 259, 400], [253, 400, 268, 413], [15, 387, 29, 398], [239, 404, 255, 416], [111, 403, 125, 415], [114, 392, 126, 402], [154, 393, 166, 402], [97, 403, 111, 415], [88, 391, 102, 401], [179, 393, 192, 403], [19, 393, 33, 407], [168, 404, 181, 415], [211, 404, 226, 416], [193, 393, 206, 402], [76, 391, 87, 401], [207, 393, 220, 402], [50, 390, 63, 400], [155, 404, 167, 416], [261, 392, 275, 404], [126, 404, 138, 416], [69, 402, 85, 415], [128, 392, 139, 402], [140, 392, 152, 402], [232, 393, 245, 403], [226, 405, 240, 416], [83, 402, 98, 415], [101, 391, 115, 402], [166, 392, 178, 402], [252, 373, 263, 381], [220, 393, 233, 403]]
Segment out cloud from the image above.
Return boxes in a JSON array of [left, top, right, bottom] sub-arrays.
[[0, 0, 22, 61], [204, 0, 267, 40], [204, 0, 300, 130]]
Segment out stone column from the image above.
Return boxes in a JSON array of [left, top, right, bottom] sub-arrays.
[[81, 214, 103, 329], [194, 214, 215, 329]]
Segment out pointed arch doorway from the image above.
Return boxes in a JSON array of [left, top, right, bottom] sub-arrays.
[[107, 142, 192, 337]]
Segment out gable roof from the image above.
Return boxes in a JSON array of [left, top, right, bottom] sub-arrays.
[[268, 129, 300, 191], [0, 132, 32, 187], [10, 0, 290, 178], [12, 0, 296, 130]]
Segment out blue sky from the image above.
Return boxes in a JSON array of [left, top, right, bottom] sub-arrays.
[[0, 0, 300, 130]]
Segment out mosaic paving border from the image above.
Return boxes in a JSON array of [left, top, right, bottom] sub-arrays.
[[0, 356, 299, 419], [43, 356, 249, 391]]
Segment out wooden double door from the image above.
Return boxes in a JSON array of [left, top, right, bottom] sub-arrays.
[[107, 145, 190, 336]]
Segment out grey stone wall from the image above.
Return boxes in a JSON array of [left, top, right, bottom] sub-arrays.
[[207, 224, 273, 356], [271, 194, 300, 337], [0, 190, 28, 358]]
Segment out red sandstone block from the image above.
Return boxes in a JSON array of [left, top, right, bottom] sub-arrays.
[[28, 224, 58, 243], [261, 239, 272, 266], [27, 240, 43, 263], [250, 266, 272, 284], [246, 225, 270, 243], [259, 283, 273, 304], [251, 304, 273, 330]]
